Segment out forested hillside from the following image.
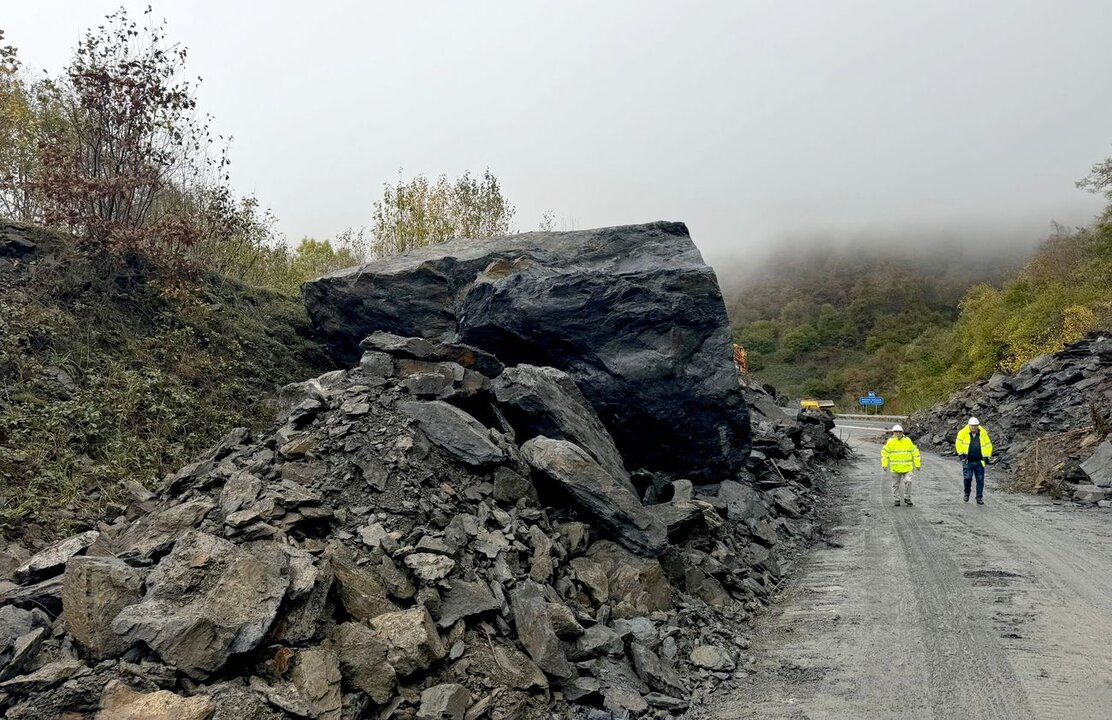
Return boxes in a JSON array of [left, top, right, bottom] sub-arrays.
[[724, 240, 1026, 412], [727, 159, 1112, 412]]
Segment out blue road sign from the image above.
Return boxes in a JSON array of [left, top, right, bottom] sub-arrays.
[[859, 396, 885, 406]]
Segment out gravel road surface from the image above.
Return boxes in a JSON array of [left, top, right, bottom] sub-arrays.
[[701, 423, 1112, 720]]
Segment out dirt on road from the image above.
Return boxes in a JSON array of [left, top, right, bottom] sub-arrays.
[[699, 431, 1112, 720]]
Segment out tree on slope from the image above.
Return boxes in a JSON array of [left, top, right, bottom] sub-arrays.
[[370, 169, 515, 257]]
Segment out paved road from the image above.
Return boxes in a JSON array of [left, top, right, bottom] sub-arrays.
[[702, 422, 1112, 720]]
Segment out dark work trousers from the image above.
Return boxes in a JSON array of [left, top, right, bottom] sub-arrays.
[[962, 460, 985, 499]]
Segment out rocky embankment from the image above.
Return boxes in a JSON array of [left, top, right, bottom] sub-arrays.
[[911, 331, 1112, 502], [0, 223, 846, 720]]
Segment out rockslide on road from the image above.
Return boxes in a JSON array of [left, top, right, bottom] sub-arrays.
[[702, 427, 1112, 720]]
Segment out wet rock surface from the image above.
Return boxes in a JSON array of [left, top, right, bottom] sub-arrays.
[[911, 331, 1112, 502], [0, 227, 848, 719], [303, 222, 751, 481]]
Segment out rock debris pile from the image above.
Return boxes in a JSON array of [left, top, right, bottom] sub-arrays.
[[0, 223, 846, 719], [911, 331, 1112, 502]]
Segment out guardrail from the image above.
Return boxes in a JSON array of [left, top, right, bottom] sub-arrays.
[[835, 413, 910, 421]]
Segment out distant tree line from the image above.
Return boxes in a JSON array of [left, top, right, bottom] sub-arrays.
[[729, 164, 1112, 411]]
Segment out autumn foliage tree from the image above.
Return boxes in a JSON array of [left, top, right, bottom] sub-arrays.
[[32, 8, 222, 259], [370, 169, 515, 256]]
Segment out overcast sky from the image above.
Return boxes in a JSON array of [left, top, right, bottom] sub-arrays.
[[5, 1, 1112, 263]]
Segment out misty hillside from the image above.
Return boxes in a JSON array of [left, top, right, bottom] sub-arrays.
[[723, 237, 1031, 411], [726, 202, 1112, 412]]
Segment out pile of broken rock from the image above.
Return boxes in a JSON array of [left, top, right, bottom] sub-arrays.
[[911, 331, 1112, 503], [0, 223, 847, 719]]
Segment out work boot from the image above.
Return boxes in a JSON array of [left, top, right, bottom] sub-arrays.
[[976, 498, 984, 505], [963, 494, 969, 502], [904, 499, 913, 506], [894, 499, 901, 507]]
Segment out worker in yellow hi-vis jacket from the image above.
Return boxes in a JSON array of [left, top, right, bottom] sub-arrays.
[[882, 424, 922, 507]]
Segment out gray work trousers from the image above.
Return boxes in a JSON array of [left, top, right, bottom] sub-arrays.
[[891, 470, 912, 501]]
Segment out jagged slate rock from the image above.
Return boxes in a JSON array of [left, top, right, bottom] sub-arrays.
[[0, 659, 87, 694], [629, 642, 686, 697], [333, 622, 396, 704], [415, 536, 453, 555], [557, 522, 591, 556], [359, 350, 395, 381], [62, 556, 146, 660], [644, 692, 689, 711], [303, 222, 751, 481], [771, 487, 802, 518], [1073, 485, 1108, 503], [546, 602, 585, 639], [0, 605, 38, 658], [611, 617, 657, 646], [416, 683, 471, 720], [2, 627, 45, 681], [668, 479, 694, 502], [647, 501, 704, 541], [602, 685, 648, 715], [750, 518, 780, 547], [713, 480, 765, 521], [689, 644, 734, 671], [327, 546, 399, 622], [203, 685, 282, 720], [586, 541, 672, 618], [437, 580, 500, 628], [111, 530, 290, 677], [356, 456, 390, 492], [492, 365, 632, 491], [114, 499, 216, 558], [570, 624, 624, 659], [289, 643, 343, 720], [378, 556, 416, 600], [1081, 440, 1112, 486], [362, 331, 505, 378], [569, 556, 610, 605], [528, 526, 555, 583], [509, 580, 576, 681], [405, 553, 455, 583], [473, 643, 548, 691], [219, 471, 263, 515], [366, 607, 446, 676], [96, 679, 216, 720], [269, 554, 333, 646], [562, 676, 601, 703], [397, 401, 504, 467], [0, 574, 63, 613], [521, 437, 666, 557], [492, 467, 538, 506], [13, 531, 99, 585]]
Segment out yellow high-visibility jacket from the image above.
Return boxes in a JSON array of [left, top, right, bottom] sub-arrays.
[[882, 436, 921, 474], [955, 426, 993, 466]]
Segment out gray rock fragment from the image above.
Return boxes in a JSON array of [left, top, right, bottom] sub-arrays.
[[521, 437, 666, 557], [62, 556, 146, 660], [13, 531, 99, 584], [398, 401, 504, 467], [416, 683, 471, 720], [510, 580, 576, 681], [112, 530, 290, 677]]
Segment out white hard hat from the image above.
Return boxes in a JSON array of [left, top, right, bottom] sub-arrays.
[[968, 417, 980, 426], [891, 424, 904, 432]]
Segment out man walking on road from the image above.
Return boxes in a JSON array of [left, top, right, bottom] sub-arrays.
[[882, 424, 921, 507], [956, 417, 993, 504]]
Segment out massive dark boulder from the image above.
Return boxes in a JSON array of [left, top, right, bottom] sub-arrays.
[[303, 222, 750, 480]]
